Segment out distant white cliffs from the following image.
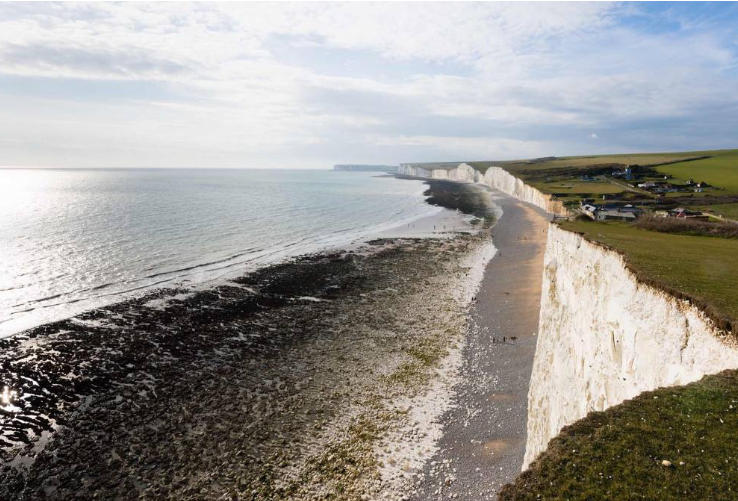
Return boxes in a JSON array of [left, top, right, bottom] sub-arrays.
[[397, 162, 568, 216], [398, 160, 738, 474], [333, 164, 398, 173]]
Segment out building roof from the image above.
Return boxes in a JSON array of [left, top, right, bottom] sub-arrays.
[[598, 210, 637, 219]]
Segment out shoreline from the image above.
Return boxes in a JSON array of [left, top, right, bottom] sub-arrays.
[[0, 180, 498, 500], [0, 177, 461, 340]]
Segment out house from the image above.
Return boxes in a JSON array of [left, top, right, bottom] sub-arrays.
[[581, 204, 598, 219], [668, 208, 709, 220], [612, 166, 633, 180], [619, 204, 644, 215], [595, 209, 637, 222], [654, 184, 679, 194], [638, 181, 657, 189], [669, 208, 687, 217]]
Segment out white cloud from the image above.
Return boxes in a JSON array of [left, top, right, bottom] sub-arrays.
[[591, 133, 599, 139], [368, 133, 553, 160], [0, 2, 736, 167]]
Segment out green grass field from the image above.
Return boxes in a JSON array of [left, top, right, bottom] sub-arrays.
[[526, 179, 626, 205], [693, 203, 738, 221], [499, 370, 738, 501], [656, 150, 738, 195], [560, 220, 738, 333], [469, 152, 705, 176], [532, 180, 625, 195]]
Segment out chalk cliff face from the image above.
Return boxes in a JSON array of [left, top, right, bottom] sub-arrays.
[[524, 224, 738, 468], [397, 163, 567, 216], [398, 163, 479, 183], [481, 168, 567, 216], [399, 161, 738, 472]]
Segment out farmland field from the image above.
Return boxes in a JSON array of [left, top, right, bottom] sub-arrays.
[[532, 180, 624, 194], [469, 152, 707, 177], [655, 150, 738, 195]]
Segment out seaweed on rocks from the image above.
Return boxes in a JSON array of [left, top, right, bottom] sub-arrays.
[[422, 180, 497, 225], [0, 230, 491, 500]]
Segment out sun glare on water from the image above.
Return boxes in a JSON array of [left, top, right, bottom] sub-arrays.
[[1, 385, 20, 413]]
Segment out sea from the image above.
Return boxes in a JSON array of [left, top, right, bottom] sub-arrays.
[[0, 168, 441, 338]]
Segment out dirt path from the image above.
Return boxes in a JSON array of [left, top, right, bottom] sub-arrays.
[[409, 190, 550, 500]]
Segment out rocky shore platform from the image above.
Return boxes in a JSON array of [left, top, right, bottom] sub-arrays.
[[0, 180, 496, 500]]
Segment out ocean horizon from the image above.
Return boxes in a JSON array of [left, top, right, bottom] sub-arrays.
[[0, 168, 440, 338]]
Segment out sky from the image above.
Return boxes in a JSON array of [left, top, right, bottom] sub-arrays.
[[0, 1, 737, 169]]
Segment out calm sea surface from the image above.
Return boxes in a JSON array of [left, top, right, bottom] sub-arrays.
[[0, 168, 439, 337]]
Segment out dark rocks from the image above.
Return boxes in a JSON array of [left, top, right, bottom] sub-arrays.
[[1, 232, 487, 500]]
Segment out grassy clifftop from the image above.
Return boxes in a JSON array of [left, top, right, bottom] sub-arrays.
[[559, 219, 738, 335], [470, 149, 738, 212], [499, 370, 738, 501], [471, 151, 707, 177]]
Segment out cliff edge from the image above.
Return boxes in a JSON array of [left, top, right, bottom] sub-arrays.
[[524, 223, 738, 467], [397, 160, 738, 483]]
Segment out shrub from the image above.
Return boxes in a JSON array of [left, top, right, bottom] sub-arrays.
[[634, 215, 738, 238]]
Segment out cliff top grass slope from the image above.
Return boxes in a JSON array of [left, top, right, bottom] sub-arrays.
[[498, 369, 738, 501], [559, 219, 738, 336]]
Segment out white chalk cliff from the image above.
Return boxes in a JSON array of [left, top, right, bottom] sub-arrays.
[[399, 162, 738, 471], [397, 163, 567, 216], [524, 224, 738, 468]]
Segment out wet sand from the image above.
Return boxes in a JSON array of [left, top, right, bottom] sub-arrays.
[[377, 210, 476, 240], [409, 189, 550, 500]]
